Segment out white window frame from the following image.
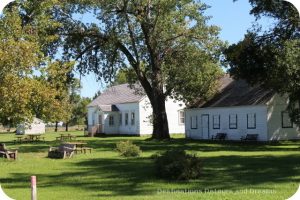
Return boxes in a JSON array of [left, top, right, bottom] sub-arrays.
[[131, 112, 135, 126], [109, 115, 114, 126], [213, 115, 220, 129], [178, 110, 185, 125], [190, 116, 198, 129], [119, 113, 122, 126], [247, 113, 256, 129], [125, 113, 129, 126], [282, 111, 293, 128], [229, 114, 238, 129]]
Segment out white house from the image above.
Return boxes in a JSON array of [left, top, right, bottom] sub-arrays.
[[87, 84, 185, 136], [185, 75, 300, 141], [16, 118, 46, 135]]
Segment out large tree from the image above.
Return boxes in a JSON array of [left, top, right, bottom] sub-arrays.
[[54, 0, 225, 139], [0, 1, 74, 126], [225, 0, 300, 124]]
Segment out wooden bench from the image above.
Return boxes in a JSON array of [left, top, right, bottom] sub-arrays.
[[241, 134, 259, 142], [211, 133, 227, 140], [48, 143, 76, 159], [75, 147, 92, 154], [82, 147, 92, 154], [0, 143, 18, 160]]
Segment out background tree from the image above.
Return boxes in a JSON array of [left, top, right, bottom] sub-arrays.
[[113, 68, 137, 85], [225, 0, 300, 124], [92, 90, 101, 100], [0, 1, 74, 128], [65, 78, 81, 131], [69, 96, 92, 128], [55, 0, 225, 139], [42, 61, 75, 132]]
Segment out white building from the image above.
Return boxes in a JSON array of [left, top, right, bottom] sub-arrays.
[[185, 76, 300, 141], [87, 84, 185, 136], [16, 118, 46, 135]]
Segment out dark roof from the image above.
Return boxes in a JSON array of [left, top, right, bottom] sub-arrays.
[[98, 105, 120, 112], [198, 75, 275, 108], [88, 84, 145, 108]]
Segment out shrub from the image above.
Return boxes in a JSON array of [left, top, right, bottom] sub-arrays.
[[115, 140, 141, 157], [154, 149, 202, 180]]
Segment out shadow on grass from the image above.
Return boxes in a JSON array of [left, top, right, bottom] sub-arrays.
[[2, 153, 300, 197], [82, 137, 300, 154]]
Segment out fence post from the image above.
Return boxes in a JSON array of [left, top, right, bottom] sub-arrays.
[[31, 176, 37, 200]]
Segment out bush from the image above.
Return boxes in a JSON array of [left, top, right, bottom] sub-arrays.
[[154, 149, 202, 180], [115, 140, 141, 157]]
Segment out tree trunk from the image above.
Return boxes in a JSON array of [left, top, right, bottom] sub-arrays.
[[65, 122, 69, 132], [148, 74, 170, 139], [55, 121, 58, 132], [151, 98, 170, 139]]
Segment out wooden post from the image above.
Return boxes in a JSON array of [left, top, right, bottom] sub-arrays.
[[31, 176, 37, 200]]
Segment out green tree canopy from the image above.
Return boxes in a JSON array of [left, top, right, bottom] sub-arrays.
[[53, 0, 225, 139], [225, 0, 300, 124], [0, 1, 74, 126]]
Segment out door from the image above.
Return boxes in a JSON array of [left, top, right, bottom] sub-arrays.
[[201, 114, 209, 139], [97, 114, 103, 133]]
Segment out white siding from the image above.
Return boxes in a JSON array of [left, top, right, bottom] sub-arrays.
[[88, 97, 185, 135], [16, 118, 45, 135], [139, 98, 153, 135], [103, 112, 119, 134], [185, 105, 268, 141], [87, 107, 98, 126], [115, 103, 140, 135], [139, 97, 185, 135], [166, 98, 185, 134], [267, 94, 300, 140]]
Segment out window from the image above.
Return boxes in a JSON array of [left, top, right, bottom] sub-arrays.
[[190, 116, 198, 129], [213, 115, 220, 129], [247, 113, 256, 129], [125, 113, 129, 126], [119, 113, 122, 125], [179, 111, 185, 125], [98, 115, 102, 125], [229, 114, 237, 129], [109, 115, 114, 126], [282, 111, 293, 128], [131, 112, 135, 125]]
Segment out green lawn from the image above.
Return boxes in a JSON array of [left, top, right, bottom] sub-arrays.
[[0, 131, 299, 200]]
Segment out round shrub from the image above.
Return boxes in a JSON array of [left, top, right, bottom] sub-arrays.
[[154, 149, 202, 180], [115, 140, 141, 157]]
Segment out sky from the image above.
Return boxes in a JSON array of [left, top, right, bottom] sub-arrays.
[[78, 0, 274, 98]]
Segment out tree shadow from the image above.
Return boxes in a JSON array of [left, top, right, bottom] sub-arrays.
[[1, 151, 299, 198]]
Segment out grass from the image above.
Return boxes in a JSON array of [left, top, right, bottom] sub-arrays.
[[0, 131, 300, 200]]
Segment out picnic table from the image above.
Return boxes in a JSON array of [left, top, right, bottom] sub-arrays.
[[14, 134, 45, 144], [56, 134, 77, 141], [27, 134, 44, 142], [15, 136, 24, 144], [65, 142, 92, 154]]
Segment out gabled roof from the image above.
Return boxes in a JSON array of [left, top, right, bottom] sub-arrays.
[[88, 83, 145, 108], [98, 105, 120, 112], [197, 75, 275, 108]]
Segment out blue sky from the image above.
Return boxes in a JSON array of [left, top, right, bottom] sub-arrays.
[[79, 0, 273, 98]]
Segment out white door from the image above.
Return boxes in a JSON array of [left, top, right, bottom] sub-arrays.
[[201, 114, 209, 139]]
